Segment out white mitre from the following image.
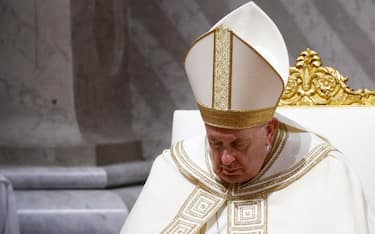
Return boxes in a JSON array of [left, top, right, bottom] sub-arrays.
[[185, 1, 289, 129]]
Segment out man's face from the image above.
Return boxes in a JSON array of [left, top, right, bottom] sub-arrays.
[[205, 120, 277, 184]]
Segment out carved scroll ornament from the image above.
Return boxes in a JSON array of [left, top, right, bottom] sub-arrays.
[[279, 48, 375, 106]]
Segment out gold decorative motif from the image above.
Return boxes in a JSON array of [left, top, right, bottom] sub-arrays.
[[279, 48, 375, 106], [213, 26, 233, 110], [227, 196, 267, 234], [161, 186, 225, 234]]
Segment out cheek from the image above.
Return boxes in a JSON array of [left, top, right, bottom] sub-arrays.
[[237, 153, 252, 168], [210, 151, 221, 167], [238, 149, 261, 169], [245, 147, 267, 168]]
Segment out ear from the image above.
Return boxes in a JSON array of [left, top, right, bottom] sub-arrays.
[[265, 118, 279, 145]]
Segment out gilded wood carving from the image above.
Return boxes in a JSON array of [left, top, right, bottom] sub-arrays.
[[279, 48, 375, 106]]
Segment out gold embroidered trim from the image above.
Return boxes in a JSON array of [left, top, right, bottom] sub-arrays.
[[198, 103, 276, 129], [227, 195, 268, 234], [213, 26, 232, 110], [171, 141, 228, 197], [233, 143, 335, 199], [161, 185, 225, 234], [204, 138, 218, 181], [180, 142, 228, 194]]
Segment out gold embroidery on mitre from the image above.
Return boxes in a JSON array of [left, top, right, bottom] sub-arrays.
[[213, 26, 233, 110], [279, 48, 375, 106], [198, 103, 276, 129]]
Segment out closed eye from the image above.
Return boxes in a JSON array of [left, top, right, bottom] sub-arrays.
[[231, 141, 250, 150], [208, 140, 222, 149]]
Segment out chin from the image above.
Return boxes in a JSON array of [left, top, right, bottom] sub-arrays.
[[218, 172, 256, 184], [219, 174, 246, 184]]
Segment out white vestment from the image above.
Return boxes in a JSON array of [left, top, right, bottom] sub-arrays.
[[120, 123, 370, 234]]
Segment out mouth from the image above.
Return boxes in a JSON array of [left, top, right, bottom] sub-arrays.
[[221, 168, 242, 176]]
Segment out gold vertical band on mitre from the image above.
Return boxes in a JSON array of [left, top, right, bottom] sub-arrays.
[[198, 103, 276, 129], [213, 26, 232, 110]]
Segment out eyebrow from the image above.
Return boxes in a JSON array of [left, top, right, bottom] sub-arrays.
[[208, 137, 251, 144], [232, 139, 251, 145]]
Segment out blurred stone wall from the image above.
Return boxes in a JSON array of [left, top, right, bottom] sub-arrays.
[[1, 0, 375, 161], [0, 0, 82, 146]]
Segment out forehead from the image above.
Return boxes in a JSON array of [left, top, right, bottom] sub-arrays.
[[205, 124, 260, 140]]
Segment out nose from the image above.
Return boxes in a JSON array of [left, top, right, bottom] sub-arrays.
[[221, 148, 236, 166]]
